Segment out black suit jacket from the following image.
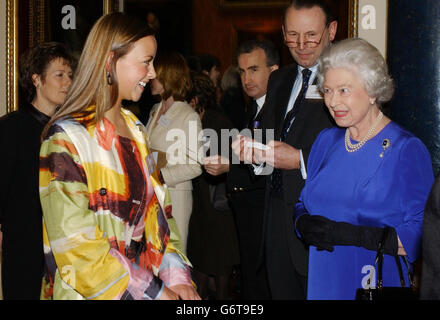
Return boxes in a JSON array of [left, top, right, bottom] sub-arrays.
[[260, 64, 335, 277], [227, 101, 267, 193], [226, 101, 270, 299]]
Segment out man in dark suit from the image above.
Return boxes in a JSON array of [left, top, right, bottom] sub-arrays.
[[233, 0, 337, 299], [204, 39, 279, 299]]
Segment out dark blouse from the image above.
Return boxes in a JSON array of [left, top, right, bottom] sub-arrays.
[[0, 103, 50, 299]]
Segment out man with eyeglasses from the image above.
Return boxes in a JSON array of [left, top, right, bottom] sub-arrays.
[[233, 0, 337, 299]]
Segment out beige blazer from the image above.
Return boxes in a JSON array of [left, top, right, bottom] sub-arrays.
[[145, 101, 202, 253], [145, 100, 203, 190]]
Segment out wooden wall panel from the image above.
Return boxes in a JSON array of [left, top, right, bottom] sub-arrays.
[[192, 0, 289, 73], [192, 0, 350, 73]]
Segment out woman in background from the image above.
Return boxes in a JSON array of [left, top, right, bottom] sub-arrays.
[[187, 71, 240, 300], [145, 52, 202, 255], [0, 42, 74, 300], [219, 65, 247, 130], [40, 13, 199, 300]]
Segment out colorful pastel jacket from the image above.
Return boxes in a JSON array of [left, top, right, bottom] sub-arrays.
[[39, 107, 192, 300]]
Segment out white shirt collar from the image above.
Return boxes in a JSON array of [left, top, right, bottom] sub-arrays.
[[256, 94, 266, 108], [298, 63, 319, 76]]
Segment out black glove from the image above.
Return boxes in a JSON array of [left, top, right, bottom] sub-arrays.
[[296, 215, 399, 255], [331, 222, 398, 256], [296, 215, 336, 252]]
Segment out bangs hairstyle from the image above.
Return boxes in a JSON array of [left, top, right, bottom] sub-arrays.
[[317, 38, 394, 105], [19, 42, 75, 104], [43, 12, 155, 137], [155, 52, 192, 101]]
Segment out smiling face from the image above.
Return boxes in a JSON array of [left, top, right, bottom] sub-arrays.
[[32, 58, 73, 115], [322, 67, 379, 136], [238, 48, 278, 99], [282, 6, 337, 68], [115, 35, 157, 102]]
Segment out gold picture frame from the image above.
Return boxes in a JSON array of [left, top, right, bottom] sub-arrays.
[[6, 0, 18, 114], [5, 0, 118, 113], [349, 0, 359, 38]]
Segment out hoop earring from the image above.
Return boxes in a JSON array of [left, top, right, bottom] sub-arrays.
[[107, 72, 113, 85]]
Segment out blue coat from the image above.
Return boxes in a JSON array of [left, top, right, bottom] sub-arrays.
[[294, 122, 434, 300]]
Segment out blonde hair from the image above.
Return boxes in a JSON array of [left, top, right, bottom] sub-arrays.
[[154, 51, 192, 101], [43, 13, 155, 137]]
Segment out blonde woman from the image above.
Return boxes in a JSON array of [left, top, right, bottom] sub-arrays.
[[146, 52, 202, 255], [39, 13, 199, 300]]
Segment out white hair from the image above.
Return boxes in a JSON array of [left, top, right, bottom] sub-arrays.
[[317, 38, 394, 105]]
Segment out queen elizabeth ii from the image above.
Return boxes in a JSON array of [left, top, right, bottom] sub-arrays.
[[294, 38, 434, 300]]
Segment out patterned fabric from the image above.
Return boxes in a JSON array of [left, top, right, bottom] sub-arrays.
[[39, 107, 192, 300]]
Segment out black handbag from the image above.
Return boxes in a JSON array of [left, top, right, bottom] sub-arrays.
[[355, 227, 418, 300]]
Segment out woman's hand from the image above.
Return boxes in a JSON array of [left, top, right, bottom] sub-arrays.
[[203, 155, 230, 176], [398, 237, 407, 256], [169, 284, 201, 300]]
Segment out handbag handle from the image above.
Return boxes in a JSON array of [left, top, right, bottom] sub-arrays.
[[374, 227, 414, 289]]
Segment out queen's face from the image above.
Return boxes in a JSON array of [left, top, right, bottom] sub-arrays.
[[115, 35, 157, 102], [322, 67, 377, 134]]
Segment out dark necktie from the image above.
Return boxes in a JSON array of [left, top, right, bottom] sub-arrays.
[[280, 68, 312, 141], [271, 68, 312, 192], [247, 99, 259, 129]]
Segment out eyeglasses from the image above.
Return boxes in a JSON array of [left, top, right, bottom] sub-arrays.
[[284, 27, 328, 49]]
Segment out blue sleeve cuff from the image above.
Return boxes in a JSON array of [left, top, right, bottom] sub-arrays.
[[395, 223, 422, 264]]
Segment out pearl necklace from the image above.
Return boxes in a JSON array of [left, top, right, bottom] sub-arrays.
[[345, 111, 383, 152]]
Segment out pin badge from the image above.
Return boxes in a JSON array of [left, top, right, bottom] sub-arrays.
[[380, 139, 391, 158]]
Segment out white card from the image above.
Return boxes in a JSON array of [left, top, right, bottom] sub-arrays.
[[246, 141, 271, 151], [305, 85, 323, 100]]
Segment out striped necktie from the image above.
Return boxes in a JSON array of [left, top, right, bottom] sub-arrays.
[[271, 68, 311, 192]]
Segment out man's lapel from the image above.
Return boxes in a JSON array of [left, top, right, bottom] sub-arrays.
[[275, 66, 299, 138]]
